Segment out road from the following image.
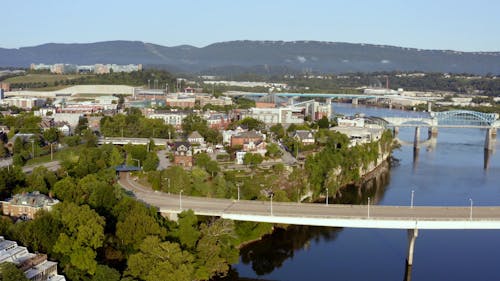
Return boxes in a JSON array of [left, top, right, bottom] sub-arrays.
[[22, 161, 61, 173], [118, 173, 500, 230]]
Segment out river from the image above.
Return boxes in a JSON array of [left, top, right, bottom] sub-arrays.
[[230, 103, 500, 281]]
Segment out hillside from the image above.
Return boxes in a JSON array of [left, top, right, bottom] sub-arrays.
[[1, 40, 499, 75]]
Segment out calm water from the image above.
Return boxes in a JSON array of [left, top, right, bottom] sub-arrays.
[[232, 103, 500, 281]]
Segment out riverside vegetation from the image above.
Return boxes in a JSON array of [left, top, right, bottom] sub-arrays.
[[0, 113, 393, 280]]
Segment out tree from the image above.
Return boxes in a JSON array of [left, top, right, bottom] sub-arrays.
[[237, 117, 265, 131], [317, 116, 330, 129], [265, 143, 282, 159], [194, 219, 238, 280], [270, 124, 285, 140], [182, 114, 209, 137], [91, 265, 121, 281], [142, 152, 159, 172], [114, 199, 165, 252], [0, 262, 29, 281], [243, 153, 263, 166], [52, 202, 105, 275], [126, 236, 195, 281], [175, 210, 200, 250], [43, 127, 61, 143]]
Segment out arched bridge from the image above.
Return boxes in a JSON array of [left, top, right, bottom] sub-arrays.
[[382, 110, 499, 128]]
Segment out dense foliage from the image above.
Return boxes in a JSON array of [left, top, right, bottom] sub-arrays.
[[100, 109, 175, 139], [0, 143, 273, 281]]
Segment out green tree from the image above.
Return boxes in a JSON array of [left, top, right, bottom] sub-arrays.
[[52, 202, 105, 275], [0, 262, 29, 281], [114, 199, 165, 252], [43, 127, 61, 143], [126, 236, 195, 281], [194, 219, 238, 280], [91, 265, 121, 281], [317, 116, 330, 129], [142, 152, 159, 172], [270, 123, 285, 140], [175, 210, 200, 250], [265, 143, 282, 159], [182, 114, 208, 136]]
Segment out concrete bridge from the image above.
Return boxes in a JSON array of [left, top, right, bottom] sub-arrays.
[[118, 173, 500, 266], [98, 137, 169, 146]]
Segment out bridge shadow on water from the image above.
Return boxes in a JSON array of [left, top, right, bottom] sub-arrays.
[[219, 166, 394, 281]]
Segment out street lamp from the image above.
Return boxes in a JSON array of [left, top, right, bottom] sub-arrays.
[[367, 197, 371, 218], [270, 192, 274, 216], [469, 198, 473, 220], [236, 183, 240, 201], [165, 177, 170, 194], [326, 188, 329, 206], [179, 190, 183, 210], [411, 190, 415, 208], [132, 158, 140, 169], [30, 139, 35, 159]]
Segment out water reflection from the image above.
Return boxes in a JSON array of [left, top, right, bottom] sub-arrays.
[[233, 164, 391, 278]]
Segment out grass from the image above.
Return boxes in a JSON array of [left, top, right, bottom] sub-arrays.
[[4, 74, 83, 84], [25, 145, 84, 166]]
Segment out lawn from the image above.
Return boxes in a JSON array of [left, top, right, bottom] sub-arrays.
[[4, 73, 83, 84]]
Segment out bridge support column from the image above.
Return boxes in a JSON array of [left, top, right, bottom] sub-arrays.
[[407, 228, 419, 266], [413, 127, 420, 149], [485, 128, 495, 151], [427, 102, 432, 113], [428, 126, 438, 139], [352, 98, 359, 105], [393, 126, 399, 137]]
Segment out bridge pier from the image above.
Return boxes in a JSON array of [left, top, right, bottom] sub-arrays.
[[428, 127, 438, 139], [413, 127, 420, 149], [407, 228, 419, 266], [392, 126, 399, 137], [485, 127, 496, 151], [352, 98, 359, 105]]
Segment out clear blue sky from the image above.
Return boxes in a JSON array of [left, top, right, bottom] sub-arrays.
[[3, 0, 499, 51]]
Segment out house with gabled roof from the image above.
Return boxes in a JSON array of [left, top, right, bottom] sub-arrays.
[[293, 130, 315, 145]]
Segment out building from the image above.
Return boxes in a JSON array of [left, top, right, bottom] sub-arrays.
[[198, 95, 233, 107], [330, 127, 383, 147], [0, 237, 66, 281], [172, 142, 193, 168], [148, 110, 189, 129], [230, 130, 265, 147], [205, 113, 230, 130], [187, 131, 204, 144], [1, 191, 60, 220], [293, 130, 315, 145], [337, 117, 365, 127], [166, 96, 196, 108], [2, 97, 45, 109], [241, 107, 304, 125], [0, 82, 10, 92]]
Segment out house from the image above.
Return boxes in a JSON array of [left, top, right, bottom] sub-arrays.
[[243, 140, 267, 156], [1, 191, 60, 220], [39, 117, 54, 132], [187, 131, 204, 144], [293, 130, 315, 145], [54, 121, 71, 136], [172, 141, 193, 168], [230, 130, 265, 147]]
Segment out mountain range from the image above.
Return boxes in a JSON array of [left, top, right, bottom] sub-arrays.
[[1, 40, 499, 75]]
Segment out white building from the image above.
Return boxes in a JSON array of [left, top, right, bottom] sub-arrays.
[[242, 107, 304, 125]]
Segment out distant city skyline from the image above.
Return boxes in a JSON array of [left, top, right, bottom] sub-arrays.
[[3, 0, 500, 52]]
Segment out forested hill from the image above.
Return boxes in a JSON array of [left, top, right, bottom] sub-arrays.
[[1, 40, 500, 75]]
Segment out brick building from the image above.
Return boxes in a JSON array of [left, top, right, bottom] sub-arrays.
[[1, 191, 60, 220]]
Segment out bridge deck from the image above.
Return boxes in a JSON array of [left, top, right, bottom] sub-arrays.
[[120, 174, 500, 230]]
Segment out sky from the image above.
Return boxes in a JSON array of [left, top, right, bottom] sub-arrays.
[[2, 0, 499, 51]]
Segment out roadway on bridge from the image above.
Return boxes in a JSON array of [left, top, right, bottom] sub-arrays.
[[118, 173, 500, 230]]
